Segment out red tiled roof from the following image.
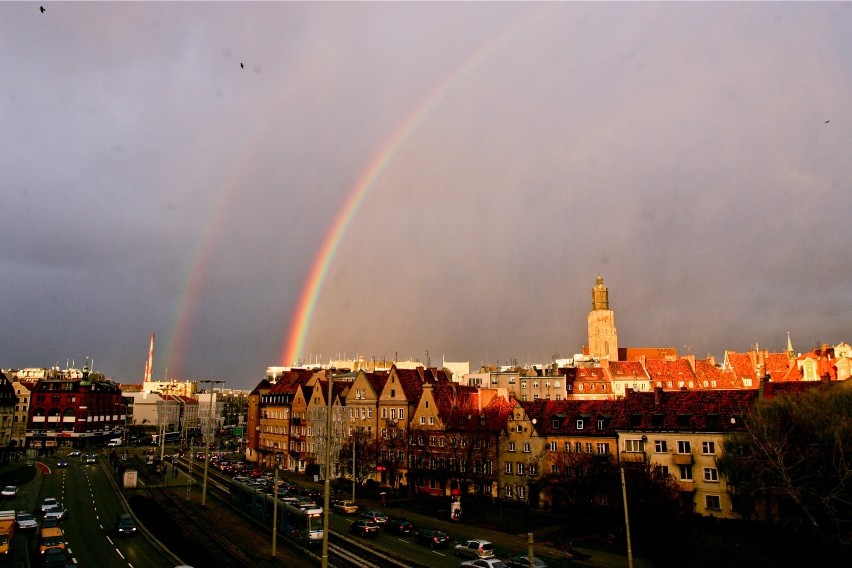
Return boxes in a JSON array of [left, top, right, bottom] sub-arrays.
[[644, 359, 698, 388]]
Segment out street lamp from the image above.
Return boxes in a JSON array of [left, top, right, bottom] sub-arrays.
[[271, 442, 280, 557], [200, 379, 225, 506]]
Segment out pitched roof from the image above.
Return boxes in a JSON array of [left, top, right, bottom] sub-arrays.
[[645, 358, 699, 388]]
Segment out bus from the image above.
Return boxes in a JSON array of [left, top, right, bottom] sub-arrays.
[[151, 432, 181, 445]]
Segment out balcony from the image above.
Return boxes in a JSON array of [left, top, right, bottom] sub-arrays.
[[672, 453, 693, 465], [620, 451, 646, 464]]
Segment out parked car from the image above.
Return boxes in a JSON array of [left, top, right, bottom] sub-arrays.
[[43, 504, 68, 522], [505, 556, 548, 568], [350, 519, 380, 538], [455, 539, 496, 559], [15, 511, 38, 530], [332, 500, 359, 515], [461, 560, 507, 568], [1, 485, 17, 497], [385, 517, 413, 535], [360, 510, 388, 525], [413, 528, 450, 548], [116, 513, 138, 535], [40, 498, 59, 514]]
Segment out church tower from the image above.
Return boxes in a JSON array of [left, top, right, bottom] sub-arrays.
[[587, 275, 618, 362]]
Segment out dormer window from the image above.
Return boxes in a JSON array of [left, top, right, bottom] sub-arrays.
[[576, 419, 584, 430]]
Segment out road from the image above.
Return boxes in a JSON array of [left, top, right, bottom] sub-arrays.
[[7, 453, 179, 568]]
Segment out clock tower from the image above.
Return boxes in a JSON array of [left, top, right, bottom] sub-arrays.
[[587, 275, 618, 362]]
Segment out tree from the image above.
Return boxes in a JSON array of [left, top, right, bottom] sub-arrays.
[[718, 383, 852, 548]]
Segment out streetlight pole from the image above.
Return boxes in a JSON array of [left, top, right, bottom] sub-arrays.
[[200, 380, 225, 507], [272, 443, 279, 557], [321, 374, 333, 568]]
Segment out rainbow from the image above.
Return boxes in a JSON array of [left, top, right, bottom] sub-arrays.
[[281, 5, 555, 366]]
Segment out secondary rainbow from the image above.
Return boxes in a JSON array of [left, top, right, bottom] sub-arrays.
[[281, 5, 555, 366]]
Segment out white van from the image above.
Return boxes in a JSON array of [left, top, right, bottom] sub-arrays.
[[107, 438, 123, 447]]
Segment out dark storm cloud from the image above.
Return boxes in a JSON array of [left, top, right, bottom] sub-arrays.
[[1, 2, 850, 389]]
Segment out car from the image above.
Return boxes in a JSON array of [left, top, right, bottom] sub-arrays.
[[43, 504, 68, 522], [56, 458, 68, 468], [460, 560, 507, 568], [41, 517, 61, 529], [40, 498, 59, 514], [505, 556, 548, 568], [350, 519, 380, 538], [359, 509, 388, 525], [1, 485, 17, 497], [41, 546, 70, 568], [85, 454, 97, 464], [16, 511, 38, 530], [455, 539, 496, 559], [116, 513, 138, 535], [332, 500, 359, 515], [385, 517, 413, 535], [68, 450, 81, 457], [414, 528, 450, 548]]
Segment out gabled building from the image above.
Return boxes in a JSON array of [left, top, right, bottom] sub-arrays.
[[645, 358, 700, 391]]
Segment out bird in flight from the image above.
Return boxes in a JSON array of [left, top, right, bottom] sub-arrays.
[[825, 120, 830, 124], [40, 6, 45, 13], [240, 62, 245, 69]]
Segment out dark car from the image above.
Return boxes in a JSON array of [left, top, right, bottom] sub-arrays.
[[413, 528, 449, 548], [350, 519, 380, 538], [41, 546, 70, 568], [505, 556, 548, 568], [385, 517, 413, 535], [56, 458, 68, 468], [116, 513, 138, 536]]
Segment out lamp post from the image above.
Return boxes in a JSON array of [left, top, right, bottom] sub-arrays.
[[321, 374, 333, 568], [271, 442, 280, 557], [200, 379, 225, 506]]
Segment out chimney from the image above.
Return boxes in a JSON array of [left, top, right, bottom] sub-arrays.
[[654, 386, 663, 406], [759, 373, 770, 399]]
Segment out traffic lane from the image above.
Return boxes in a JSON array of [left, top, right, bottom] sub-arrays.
[[328, 509, 461, 568], [38, 455, 174, 568]]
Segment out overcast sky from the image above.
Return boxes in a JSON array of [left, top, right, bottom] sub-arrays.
[[2, 2, 851, 391]]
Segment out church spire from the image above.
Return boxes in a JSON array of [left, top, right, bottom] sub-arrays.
[[592, 275, 609, 311]]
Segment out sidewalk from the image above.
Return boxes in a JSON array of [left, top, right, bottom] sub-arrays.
[[276, 470, 650, 568]]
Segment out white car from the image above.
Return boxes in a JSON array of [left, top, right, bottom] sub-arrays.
[[69, 450, 81, 457], [40, 497, 59, 514], [1, 485, 17, 497], [15, 511, 38, 530]]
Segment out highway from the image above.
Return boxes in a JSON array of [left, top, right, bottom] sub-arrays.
[[6, 453, 180, 568]]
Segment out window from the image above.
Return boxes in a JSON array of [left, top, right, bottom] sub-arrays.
[[390, 408, 397, 420], [575, 442, 582, 452], [508, 442, 516, 452], [547, 441, 557, 451], [429, 416, 435, 425], [522, 443, 531, 453], [705, 495, 721, 510], [381, 408, 387, 419], [655, 465, 669, 478], [505, 462, 513, 474], [597, 418, 605, 430], [517, 485, 525, 500], [596, 443, 610, 454], [564, 442, 571, 452], [399, 408, 405, 419], [654, 440, 668, 453], [552, 419, 560, 429], [576, 419, 584, 430], [381, 427, 387, 439], [505, 486, 513, 498], [677, 440, 691, 454], [420, 416, 426, 425], [516, 462, 525, 475], [702, 441, 716, 454], [703, 467, 719, 482], [679, 465, 693, 481], [585, 443, 593, 453], [551, 465, 559, 474], [624, 439, 646, 453]]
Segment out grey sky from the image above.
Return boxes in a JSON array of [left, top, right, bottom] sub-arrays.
[[2, 2, 850, 390]]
